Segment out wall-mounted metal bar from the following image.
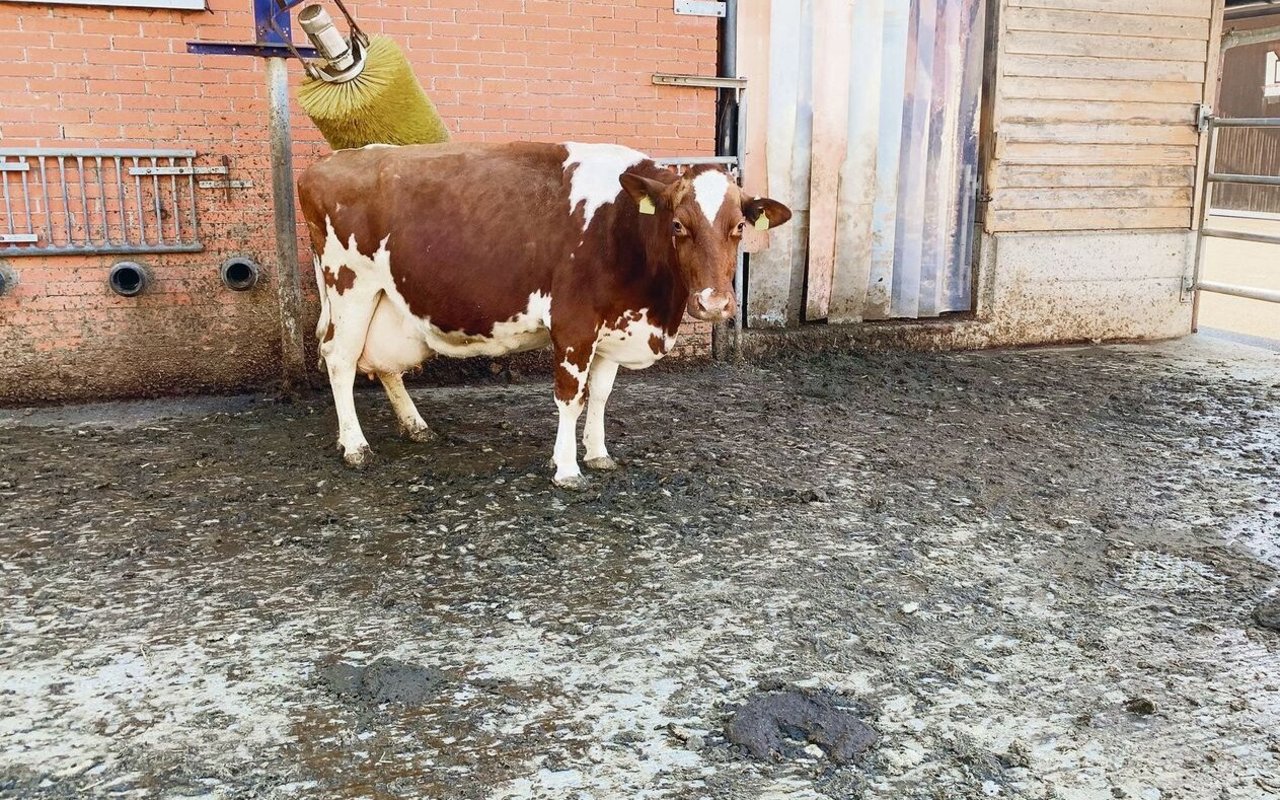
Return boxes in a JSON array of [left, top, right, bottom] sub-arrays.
[[0, 148, 208, 256], [1190, 116, 1280, 321], [655, 156, 740, 166], [1207, 172, 1280, 187], [652, 74, 748, 90], [0, 148, 195, 158], [1198, 280, 1280, 304], [1205, 116, 1280, 128], [1200, 226, 1280, 246], [128, 165, 227, 177]]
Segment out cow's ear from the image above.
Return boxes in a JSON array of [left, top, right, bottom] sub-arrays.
[[742, 197, 792, 231], [620, 172, 668, 215]]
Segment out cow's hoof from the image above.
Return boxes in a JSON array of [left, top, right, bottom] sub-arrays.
[[342, 444, 374, 468], [402, 424, 436, 443], [553, 473, 591, 491], [584, 456, 619, 471]]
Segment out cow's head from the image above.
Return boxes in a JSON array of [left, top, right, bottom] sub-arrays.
[[620, 166, 791, 322]]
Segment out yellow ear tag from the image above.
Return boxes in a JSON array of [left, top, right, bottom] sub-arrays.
[[754, 215, 770, 231], [638, 196, 656, 216]]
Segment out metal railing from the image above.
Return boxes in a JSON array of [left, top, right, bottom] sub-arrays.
[[0, 148, 207, 257], [1191, 117, 1280, 325]]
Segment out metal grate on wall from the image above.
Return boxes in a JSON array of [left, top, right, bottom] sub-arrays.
[[0, 148, 206, 256]]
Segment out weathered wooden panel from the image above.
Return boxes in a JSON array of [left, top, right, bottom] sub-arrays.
[[1000, 122, 1200, 147], [891, 0, 937, 320], [737, 0, 771, 199], [993, 186, 1193, 210], [998, 142, 1198, 165], [986, 0, 1213, 234], [803, 0, 854, 321], [988, 207, 1193, 231], [827, 0, 885, 323], [1007, 0, 1209, 17], [1000, 76, 1204, 103], [1003, 53, 1206, 83], [1001, 98, 1197, 125], [746, 0, 811, 328], [866, 0, 912, 320], [998, 164, 1196, 189], [1004, 30, 1209, 63], [1005, 7, 1210, 40]]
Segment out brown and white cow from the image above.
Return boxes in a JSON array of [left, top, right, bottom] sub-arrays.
[[297, 141, 791, 488]]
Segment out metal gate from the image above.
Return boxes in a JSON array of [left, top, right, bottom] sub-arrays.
[[738, 0, 986, 327], [1190, 116, 1280, 323]]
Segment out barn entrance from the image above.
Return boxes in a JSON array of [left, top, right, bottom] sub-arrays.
[[735, 0, 987, 328]]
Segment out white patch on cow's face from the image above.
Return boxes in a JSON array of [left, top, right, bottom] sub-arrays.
[[691, 170, 730, 228], [563, 142, 647, 232]]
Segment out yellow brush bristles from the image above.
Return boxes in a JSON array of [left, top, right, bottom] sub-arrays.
[[297, 35, 450, 150]]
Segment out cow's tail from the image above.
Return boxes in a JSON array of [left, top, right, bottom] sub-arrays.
[[312, 254, 330, 371]]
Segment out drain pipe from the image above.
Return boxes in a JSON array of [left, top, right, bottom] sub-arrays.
[[716, 0, 738, 160]]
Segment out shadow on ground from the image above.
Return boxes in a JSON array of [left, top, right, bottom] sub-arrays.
[[1, 339, 1278, 799]]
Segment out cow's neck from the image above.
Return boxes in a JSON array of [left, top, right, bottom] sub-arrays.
[[610, 222, 687, 335]]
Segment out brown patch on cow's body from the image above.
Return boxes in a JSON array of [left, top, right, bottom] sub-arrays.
[[321, 265, 357, 296], [323, 322, 335, 343]]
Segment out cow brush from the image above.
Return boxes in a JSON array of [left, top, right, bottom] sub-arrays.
[[296, 4, 449, 150]]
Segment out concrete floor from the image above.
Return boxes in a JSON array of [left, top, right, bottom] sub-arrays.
[[1, 338, 1278, 799]]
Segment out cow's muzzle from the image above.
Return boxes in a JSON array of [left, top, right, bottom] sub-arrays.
[[688, 290, 736, 322]]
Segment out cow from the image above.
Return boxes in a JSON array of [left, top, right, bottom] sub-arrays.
[[297, 141, 791, 489]]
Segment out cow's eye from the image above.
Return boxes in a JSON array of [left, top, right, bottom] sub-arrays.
[[672, 221, 687, 237], [734, 221, 746, 236]]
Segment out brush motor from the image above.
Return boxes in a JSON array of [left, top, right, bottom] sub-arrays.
[[298, 5, 367, 83]]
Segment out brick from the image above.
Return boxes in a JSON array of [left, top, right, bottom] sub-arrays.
[[0, 0, 716, 402]]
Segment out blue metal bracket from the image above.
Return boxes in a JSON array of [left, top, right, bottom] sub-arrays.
[[186, 0, 316, 59], [186, 41, 316, 58]]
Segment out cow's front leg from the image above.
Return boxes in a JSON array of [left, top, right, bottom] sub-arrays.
[[583, 357, 619, 470], [551, 346, 592, 490]]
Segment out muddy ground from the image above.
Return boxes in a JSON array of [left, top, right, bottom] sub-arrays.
[[1, 337, 1279, 800]]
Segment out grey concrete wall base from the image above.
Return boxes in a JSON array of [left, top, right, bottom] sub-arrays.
[[731, 228, 1197, 359]]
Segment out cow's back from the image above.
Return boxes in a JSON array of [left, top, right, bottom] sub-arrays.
[[299, 142, 583, 337]]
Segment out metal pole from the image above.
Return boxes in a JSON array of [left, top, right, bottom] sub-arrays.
[[1190, 120, 1219, 332], [714, 0, 742, 361], [267, 56, 309, 393]]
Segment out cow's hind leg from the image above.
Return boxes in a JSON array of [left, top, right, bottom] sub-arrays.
[[583, 358, 620, 470], [320, 287, 380, 467], [378, 372, 434, 442]]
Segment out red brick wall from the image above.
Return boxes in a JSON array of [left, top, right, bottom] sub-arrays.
[[0, 0, 717, 404]]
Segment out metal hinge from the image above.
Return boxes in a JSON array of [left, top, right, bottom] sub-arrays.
[[1197, 104, 1214, 133], [674, 0, 726, 16]]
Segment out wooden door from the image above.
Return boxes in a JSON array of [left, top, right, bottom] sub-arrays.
[[740, 0, 985, 326]]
